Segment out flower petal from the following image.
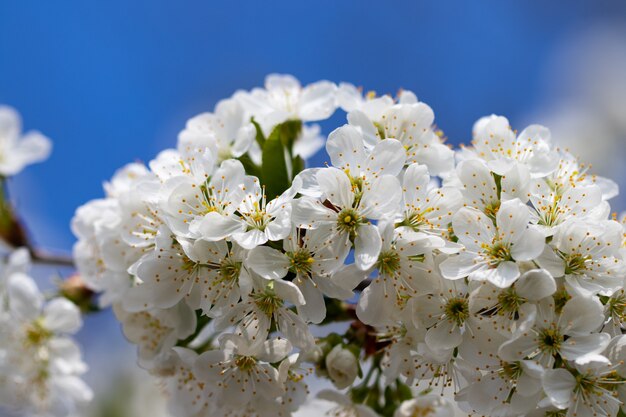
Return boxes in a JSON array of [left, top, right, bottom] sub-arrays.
[[354, 224, 382, 270]]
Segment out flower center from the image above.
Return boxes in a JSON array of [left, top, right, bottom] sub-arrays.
[[484, 200, 501, 221], [538, 201, 563, 227], [563, 253, 590, 275], [199, 182, 226, 215], [24, 320, 52, 347], [182, 256, 198, 272], [537, 327, 564, 355], [398, 209, 434, 232], [376, 250, 401, 276], [253, 284, 284, 317], [219, 257, 242, 282], [336, 208, 363, 235], [484, 241, 512, 266], [287, 249, 315, 275], [444, 297, 469, 327], [234, 355, 257, 372], [498, 361, 523, 380], [497, 287, 524, 316], [244, 201, 271, 231], [607, 291, 626, 321]]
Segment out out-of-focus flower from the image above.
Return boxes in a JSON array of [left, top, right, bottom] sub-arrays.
[[0, 250, 91, 416], [0, 106, 51, 176]]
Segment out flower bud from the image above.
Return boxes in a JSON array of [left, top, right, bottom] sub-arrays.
[[325, 344, 358, 389]]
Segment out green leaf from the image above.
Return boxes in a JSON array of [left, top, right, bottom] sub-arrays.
[[396, 380, 413, 401], [262, 129, 290, 199], [261, 120, 302, 199], [292, 155, 305, 179], [251, 118, 266, 148], [278, 120, 302, 149], [237, 153, 262, 179]]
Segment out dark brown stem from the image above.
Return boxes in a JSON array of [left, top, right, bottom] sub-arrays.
[[27, 246, 75, 267]]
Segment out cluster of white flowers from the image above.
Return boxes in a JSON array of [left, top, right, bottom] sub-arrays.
[[73, 74, 626, 417], [0, 106, 92, 417], [0, 249, 92, 416]]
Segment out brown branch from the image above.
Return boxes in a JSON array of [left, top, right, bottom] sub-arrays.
[[28, 246, 75, 268]]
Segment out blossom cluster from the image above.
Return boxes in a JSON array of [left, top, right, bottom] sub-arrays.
[[0, 249, 92, 416], [73, 74, 626, 417], [0, 106, 91, 417]]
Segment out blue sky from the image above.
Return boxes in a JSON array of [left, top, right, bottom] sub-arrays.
[[1, 0, 625, 253]]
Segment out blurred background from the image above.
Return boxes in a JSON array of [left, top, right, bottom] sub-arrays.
[[1, 1, 625, 415]]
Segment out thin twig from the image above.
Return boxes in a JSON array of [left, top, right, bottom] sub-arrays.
[[28, 247, 75, 267]]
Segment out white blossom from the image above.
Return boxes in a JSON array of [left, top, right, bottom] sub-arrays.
[[65, 76, 626, 417], [0, 105, 51, 176]]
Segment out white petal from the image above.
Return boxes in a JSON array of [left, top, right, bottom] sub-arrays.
[[0, 105, 20, 139], [277, 309, 314, 349], [536, 245, 566, 277], [316, 167, 354, 208], [354, 224, 382, 270], [347, 110, 378, 146], [232, 229, 267, 249], [360, 175, 402, 219], [299, 80, 337, 121], [297, 277, 327, 324], [7, 272, 43, 320], [356, 281, 393, 325], [232, 124, 255, 157], [10, 131, 52, 173], [496, 198, 531, 244], [475, 261, 520, 288], [326, 125, 366, 171], [425, 320, 462, 351], [457, 159, 498, 210], [559, 296, 604, 335], [498, 332, 538, 362], [260, 338, 293, 363], [43, 298, 82, 334], [452, 207, 495, 249], [560, 333, 610, 360], [273, 279, 306, 306], [192, 212, 243, 240], [542, 368, 575, 409], [247, 246, 290, 279], [292, 197, 335, 229], [365, 139, 406, 178], [515, 269, 556, 301], [294, 168, 322, 198], [414, 142, 455, 176], [439, 252, 483, 280], [511, 228, 545, 261], [500, 163, 530, 202], [326, 264, 367, 297]]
